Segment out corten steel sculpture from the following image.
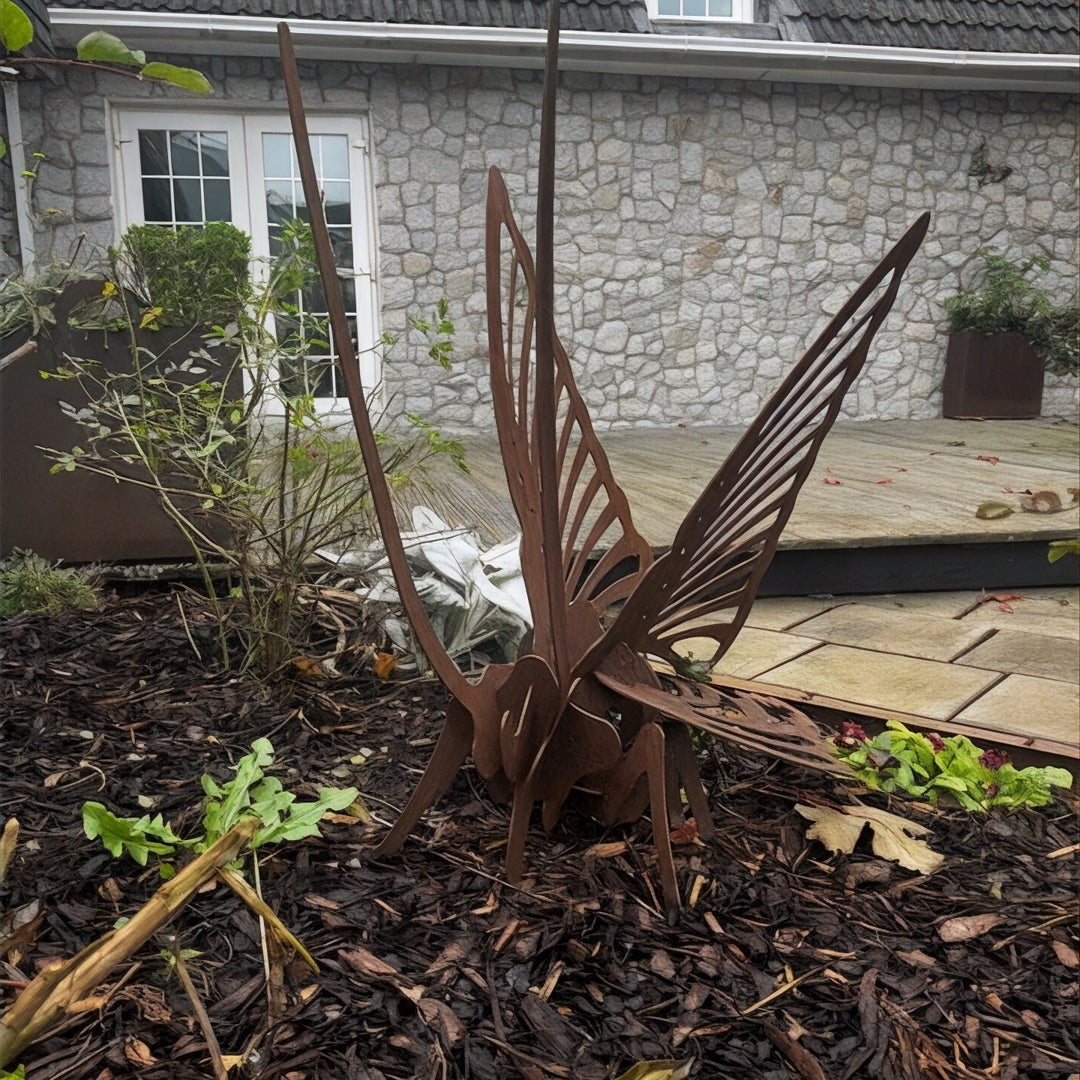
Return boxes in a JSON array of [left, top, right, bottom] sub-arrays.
[[277, 8, 929, 914]]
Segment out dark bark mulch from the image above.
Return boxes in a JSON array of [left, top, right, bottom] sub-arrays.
[[1, 594, 1077, 1080]]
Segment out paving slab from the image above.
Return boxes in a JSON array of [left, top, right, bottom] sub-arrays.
[[959, 587, 1080, 640], [757, 644, 1000, 721], [705, 627, 821, 680], [955, 629, 1080, 685], [741, 596, 846, 631], [953, 675, 1080, 744], [792, 604, 991, 661], [843, 591, 982, 620]]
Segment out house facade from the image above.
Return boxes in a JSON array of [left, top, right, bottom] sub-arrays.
[[3, 0, 1078, 428]]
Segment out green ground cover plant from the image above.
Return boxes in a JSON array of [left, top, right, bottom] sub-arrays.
[[82, 737, 359, 875], [833, 719, 1073, 810], [0, 549, 100, 615]]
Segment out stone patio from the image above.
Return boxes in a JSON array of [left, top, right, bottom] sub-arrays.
[[709, 586, 1080, 756]]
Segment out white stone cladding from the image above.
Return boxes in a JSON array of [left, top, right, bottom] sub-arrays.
[[7, 54, 1078, 426]]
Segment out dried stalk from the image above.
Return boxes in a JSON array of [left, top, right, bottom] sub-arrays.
[[0, 819, 18, 884], [0, 818, 257, 1068], [172, 948, 228, 1080]]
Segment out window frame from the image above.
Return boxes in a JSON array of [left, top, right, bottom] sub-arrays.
[[646, 0, 755, 22], [111, 105, 380, 415]]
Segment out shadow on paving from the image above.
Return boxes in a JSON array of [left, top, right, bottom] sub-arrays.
[[1, 594, 1077, 1079]]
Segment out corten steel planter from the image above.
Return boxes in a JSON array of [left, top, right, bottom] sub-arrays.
[[942, 330, 1044, 419], [1, 280, 239, 563]]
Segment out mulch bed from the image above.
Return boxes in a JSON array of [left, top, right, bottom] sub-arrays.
[[2, 593, 1078, 1080]]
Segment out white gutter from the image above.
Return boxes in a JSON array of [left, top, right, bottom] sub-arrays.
[[2, 80, 36, 273], [48, 9, 1080, 94]]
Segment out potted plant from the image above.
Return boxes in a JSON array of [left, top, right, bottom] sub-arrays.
[[940, 249, 1079, 419]]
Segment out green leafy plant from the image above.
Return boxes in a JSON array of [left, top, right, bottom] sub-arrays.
[[833, 720, 1073, 811], [83, 737, 358, 874], [114, 223, 252, 329], [0, 548, 101, 615], [1048, 538, 1080, 563], [0, 15, 209, 158], [942, 250, 1080, 375]]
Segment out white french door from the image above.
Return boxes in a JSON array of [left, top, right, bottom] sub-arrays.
[[112, 107, 379, 411]]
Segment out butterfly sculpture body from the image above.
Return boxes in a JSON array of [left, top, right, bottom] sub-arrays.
[[277, 7, 929, 914]]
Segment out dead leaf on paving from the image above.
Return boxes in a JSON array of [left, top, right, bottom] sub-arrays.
[[795, 803, 945, 875], [975, 501, 1014, 520], [1019, 490, 1064, 513]]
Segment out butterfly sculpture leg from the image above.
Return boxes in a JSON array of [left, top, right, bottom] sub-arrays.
[[277, 1, 929, 915]]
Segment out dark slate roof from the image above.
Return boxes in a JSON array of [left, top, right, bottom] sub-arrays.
[[45, 0, 1080, 52], [45, 0, 651, 33], [789, 0, 1079, 54]]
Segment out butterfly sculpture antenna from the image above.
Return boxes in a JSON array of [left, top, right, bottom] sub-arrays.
[[277, 23, 476, 711], [533, 0, 570, 684]]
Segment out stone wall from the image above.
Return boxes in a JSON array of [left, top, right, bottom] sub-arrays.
[[7, 55, 1078, 427]]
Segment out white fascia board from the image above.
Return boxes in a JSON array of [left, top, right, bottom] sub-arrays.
[[48, 9, 1080, 94]]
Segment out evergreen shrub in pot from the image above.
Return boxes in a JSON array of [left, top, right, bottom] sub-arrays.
[[941, 250, 1079, 419]]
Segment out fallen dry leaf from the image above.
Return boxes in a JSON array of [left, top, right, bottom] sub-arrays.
[[795, 803, 945, 875], [976, 454, 1000, 465], [417, 997, 466, 1045], [875, 478, 894, 485], [975, 501, 1014, 520], [1050, 939, 1079, 969], [124, 1036, 157, 1067], [998, 602, 1014, 613], [613, 1060, 694, 1080], [290, 656, 326, 678], [374, 651, 397, 680], [938, 913, 1004, 942], [823, 477, 843, 486], [1020, 490, 1063, 513], [669, 818, 699, 846], [983, 593, 1022, 604]]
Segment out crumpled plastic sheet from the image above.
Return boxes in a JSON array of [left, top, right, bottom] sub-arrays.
[[318, 506, 531, 668]]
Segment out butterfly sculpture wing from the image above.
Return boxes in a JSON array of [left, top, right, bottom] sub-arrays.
[[575, 212, 931, 689], [485, 165, 654, 649]]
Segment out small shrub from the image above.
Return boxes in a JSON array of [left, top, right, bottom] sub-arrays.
[[113, 222, 252, 329], [942, 250, 1079, 375], [0, 549, 101, 615]]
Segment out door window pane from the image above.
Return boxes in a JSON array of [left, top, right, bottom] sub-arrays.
[[134, 128, 232, 226], [263, 130, 358, 400]]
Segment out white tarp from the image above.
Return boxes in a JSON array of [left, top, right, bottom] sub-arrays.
[[319, 507, 530, 667]]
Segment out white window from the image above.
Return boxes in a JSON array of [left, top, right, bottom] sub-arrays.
[[649, 0, 754, 20], [112, 108, 378, 411]]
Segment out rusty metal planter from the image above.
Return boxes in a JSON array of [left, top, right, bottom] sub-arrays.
[[942, 330, 1044, 419], [1, 280, 238, 563]]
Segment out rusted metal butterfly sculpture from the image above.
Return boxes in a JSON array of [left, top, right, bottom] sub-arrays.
[[278, 9, 928, 914]]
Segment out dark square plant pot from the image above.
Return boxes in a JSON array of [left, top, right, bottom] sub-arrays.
[[942, 331, 1044, 419], [1, 281, 239, 563]]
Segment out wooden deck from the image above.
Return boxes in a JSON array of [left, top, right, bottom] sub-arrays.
[[426, 417, 1079, 554], [415, 417, 1078, 752]]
